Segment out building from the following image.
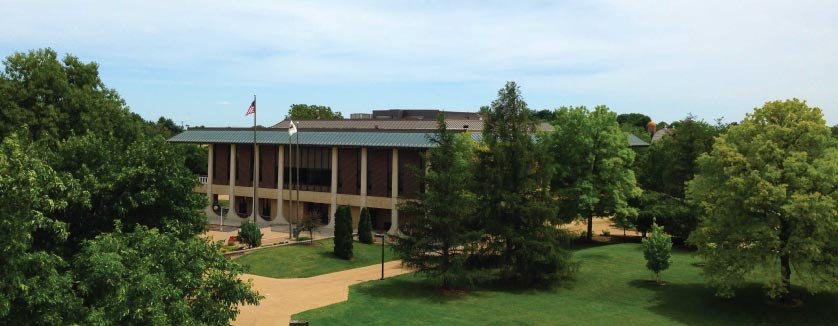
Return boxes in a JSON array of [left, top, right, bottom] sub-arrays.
[[169, 110, 648, 233]]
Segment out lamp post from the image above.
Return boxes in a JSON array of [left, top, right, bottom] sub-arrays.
[[212, 204, 224, 229], [376, 233, 385, 280]]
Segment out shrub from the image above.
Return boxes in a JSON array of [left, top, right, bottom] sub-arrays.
[[358, 207, 373, 244], [333, 205, 354, 259], [642, 223, 672, 283], [237, 222, 263, 248]]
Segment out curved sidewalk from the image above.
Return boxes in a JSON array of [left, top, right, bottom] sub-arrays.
[[233, 260, 411, 326]]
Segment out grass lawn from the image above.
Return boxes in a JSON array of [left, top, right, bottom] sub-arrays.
[[295, 243, 837, 325], [234, 239, 399, 278]]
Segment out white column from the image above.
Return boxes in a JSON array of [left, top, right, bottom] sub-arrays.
[[275, 145, 289, 224], [206, 144, 214, 215], [328, 146, 338, 228], [253, 144, 260, 223], [360, 147, 368, 209], [388, 148, 399, 234], [228, 144, 236, 222]]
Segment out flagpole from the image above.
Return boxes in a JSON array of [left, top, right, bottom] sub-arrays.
[[252, 95, 257, 224], [296, 121, 304, 230], [288, 130, 293, 239]]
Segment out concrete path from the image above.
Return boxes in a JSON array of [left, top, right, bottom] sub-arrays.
[[232, 261, 411, 326]]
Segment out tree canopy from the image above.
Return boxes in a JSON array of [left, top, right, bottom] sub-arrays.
[[288, 104, 343, 119], [0, 48, 259, 324], [395, 114, 479, 289], [475, 82, 575, 286], [687, 99, 838, 303], [549, 105, 641, 241]]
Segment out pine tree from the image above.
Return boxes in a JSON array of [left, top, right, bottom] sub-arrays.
[[333, 205, 354, 260], [393, 114, 478, 289], [474, 81, 575, 286], [357, 207, 373, 244]]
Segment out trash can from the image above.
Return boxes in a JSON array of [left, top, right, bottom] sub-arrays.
[[289, 320, 309, 326], [292, 226, 300, 238]]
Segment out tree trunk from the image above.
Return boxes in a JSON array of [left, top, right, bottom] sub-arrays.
[[587, 213, 594, 242], [778, 218, 792, 304], [780, 253, 792, 304]]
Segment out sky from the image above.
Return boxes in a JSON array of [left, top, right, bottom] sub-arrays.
[[2, 0, 837, 127]]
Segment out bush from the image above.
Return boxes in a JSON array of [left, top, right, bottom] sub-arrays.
[[333, 205, 354, 259], [237, 222, 263, 248], [358, 207, 373, 244], [642, 223, 672, 283]]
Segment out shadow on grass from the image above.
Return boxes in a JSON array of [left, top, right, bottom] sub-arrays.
[[629, 280, 838, 326], [354, 277, 486, 303]]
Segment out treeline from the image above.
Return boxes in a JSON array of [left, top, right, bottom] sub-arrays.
[[401, 85, 837, 303], [394, 82, 640, 288], [0, 48, 258, 325]]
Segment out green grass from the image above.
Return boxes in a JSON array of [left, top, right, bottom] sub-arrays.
[[235, 240, 398, 278], [295, 243, 837, 325]]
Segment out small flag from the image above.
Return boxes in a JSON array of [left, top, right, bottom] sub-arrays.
[[246, 100, 256, 116], [289, 120, 298, 136]]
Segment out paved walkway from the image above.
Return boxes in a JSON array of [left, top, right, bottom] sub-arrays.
[[233, 261, 411, 326]]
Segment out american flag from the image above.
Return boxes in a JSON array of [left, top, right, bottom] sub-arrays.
[[245, 100, 256, 116]]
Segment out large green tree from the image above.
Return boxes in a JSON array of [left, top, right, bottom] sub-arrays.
[[475, 82, 575, 286], [76, 225, 260, 325], [394, 114, 479, 289], [0, 49, 260, 324], [630, 115, 723, 240], [0, 134, 84, 324], [0, 48, 148, 144], [549, 106, 641, 241], [687, 99, 838, 303], [288, 104, 343, 119]]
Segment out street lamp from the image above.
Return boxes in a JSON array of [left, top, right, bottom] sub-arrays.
[[212, 203, 224, 229], [376, 233, 385, 280]]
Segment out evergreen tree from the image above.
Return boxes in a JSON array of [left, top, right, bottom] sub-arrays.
[[357, 207, 373, 244], [237, 222, 263, 248], [394, 115, 478, 289], [688, 99, 838, 303], [474, 81, 575, 286], [333, 205, 354, 260]]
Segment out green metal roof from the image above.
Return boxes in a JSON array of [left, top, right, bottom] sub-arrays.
[[168, 129, 650, 148], [168, 130, 435, 148], [627, 133, 650, 147]]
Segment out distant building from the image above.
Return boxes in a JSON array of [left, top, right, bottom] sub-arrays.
[[169, 110, 648, 233]]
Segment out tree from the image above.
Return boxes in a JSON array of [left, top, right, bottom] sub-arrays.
[[393, 115, 478, 289], [0, 48, 149, 145], [298, 212, 322, 244], [474, 81, 575, 286], [687, 99, 838, 303], [642, 224, 672, 284], [357, 207, 373, 244], [629, 114, 724, 241], [0, 49, 261, 323], [0, 133, 84, 324], [288, 104, 343, 120], [237, 222, 263, 248], [617, 113, 652, 129], [75, 225, 262, 325], [550, 106, 642, 241], [333, 205, 354, 259]]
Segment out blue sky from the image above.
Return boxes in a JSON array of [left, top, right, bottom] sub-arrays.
[[2, 0, 837, 127]]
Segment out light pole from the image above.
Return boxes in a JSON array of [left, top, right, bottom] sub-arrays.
[[376, 233, 385, 280], [213, 203, 224, 229]]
